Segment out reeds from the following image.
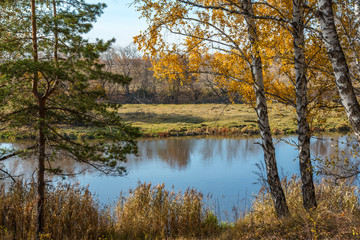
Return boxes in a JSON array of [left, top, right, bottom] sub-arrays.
[[0, 182, 112, 240], [222, 176, 360, 239], [0, 178, 358, 239], [115, 182, 220, 239]]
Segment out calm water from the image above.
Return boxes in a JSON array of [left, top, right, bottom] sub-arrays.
[[0, 134, 356, 221]]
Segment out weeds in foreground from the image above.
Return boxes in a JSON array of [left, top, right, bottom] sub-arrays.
[[0, 179, 358, 239], [0, 182, 111, 240], [115, 183, 221, 239], [222, 176, 360, 240]]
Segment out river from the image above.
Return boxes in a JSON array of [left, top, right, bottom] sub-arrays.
[[0, 134, 357, 221]]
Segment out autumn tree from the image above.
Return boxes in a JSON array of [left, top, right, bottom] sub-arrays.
[[134, 0, 290, 217], [0, 0, 138, 237], [249, 0, 319, 211], [316, 0, 360, 140]]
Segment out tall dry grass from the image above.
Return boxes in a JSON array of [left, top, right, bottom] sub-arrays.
[[0, 182, 112, 240], [221, 176, 360, 240], [0, 179, 359, 239], [115, 182, 220, 239]]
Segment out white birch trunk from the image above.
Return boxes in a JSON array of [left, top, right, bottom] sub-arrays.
[[293, 0, 317, 210], [355, 0, 360, 33], [318, 0, 360, 140], [243, 0, 290, 218]]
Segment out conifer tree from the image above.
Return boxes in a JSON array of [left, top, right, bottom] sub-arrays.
[[0, 0, 139, 237]]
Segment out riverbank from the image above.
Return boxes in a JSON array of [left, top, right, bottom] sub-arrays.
[[0, 104, 350, 139], [0, 179, 358, 239], [117, 104, 350, 137]]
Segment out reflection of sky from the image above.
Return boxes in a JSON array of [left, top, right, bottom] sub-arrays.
[[0, 135, 352, 221]]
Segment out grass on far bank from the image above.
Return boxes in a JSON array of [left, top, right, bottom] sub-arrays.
[[0, 103, 350, 140], [0, 178, 359, 239], [116, 104, 350, 137]]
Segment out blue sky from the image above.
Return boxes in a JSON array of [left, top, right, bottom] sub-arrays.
[[86, 1, 147, 47]]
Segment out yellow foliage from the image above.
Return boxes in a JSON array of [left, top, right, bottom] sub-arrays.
[[133, 0, 355, 128]]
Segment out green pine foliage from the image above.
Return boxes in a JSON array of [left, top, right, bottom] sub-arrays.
[[0, 0, 139, 176]]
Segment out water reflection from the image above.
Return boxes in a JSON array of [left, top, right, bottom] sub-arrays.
[[131, 139, 193, 169], [0, 141, 94, 180], [128, 137, 263, 171], [0, 134, 356, 221]]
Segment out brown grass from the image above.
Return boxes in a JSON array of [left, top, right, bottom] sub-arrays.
[[0, 182, 112, 240], [221, 176, 360, 240], [115, 182, 221, 239], [0, 179, 358, 239]]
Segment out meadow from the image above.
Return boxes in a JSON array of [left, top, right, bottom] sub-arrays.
[[116, 104, 350, 137], [0, 103, 349, 140]]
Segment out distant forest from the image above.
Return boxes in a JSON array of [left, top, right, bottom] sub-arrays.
[[100, 45, 239, 104]]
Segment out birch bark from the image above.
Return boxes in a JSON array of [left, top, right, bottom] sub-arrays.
[[243, 0, 290, 218], [318, 0, 360, 140], [355, 0, 360, 34], [292, 0, 317, 210]]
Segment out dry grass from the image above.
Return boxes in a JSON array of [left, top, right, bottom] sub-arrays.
[[115, 182, 221, 239], [0, 182, 112, 240], [0, 179, 358, 239], [221, 176, 360, 240]]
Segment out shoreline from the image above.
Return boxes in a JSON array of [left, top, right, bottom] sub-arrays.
[[0, 103, 351, 140], [0, 124, 351, 140]]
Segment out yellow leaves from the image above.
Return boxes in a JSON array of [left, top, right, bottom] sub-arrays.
[[133, 0, 345, 114], [151, 51, 193, 86]]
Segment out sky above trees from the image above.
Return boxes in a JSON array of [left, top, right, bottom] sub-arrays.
[[85, 1, 146, 46]]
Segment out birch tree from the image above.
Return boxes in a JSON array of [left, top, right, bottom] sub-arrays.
[[317, 0, 360, 140], [134, 0, 290, 217], [292, 0, 317, 210]]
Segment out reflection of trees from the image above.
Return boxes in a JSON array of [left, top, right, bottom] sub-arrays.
[[198, 137, 261, 163], [129, 137, 263, 170], [2, 142, 91, 181], [311, 137, 333, 157], [157, 139, 192, 169], [4, 136, 357, 183], [130, 139, 193, 170]]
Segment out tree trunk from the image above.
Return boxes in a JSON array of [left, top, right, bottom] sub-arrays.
[[293, 0, 317, 210], [244, 0, 290, 218], [37, 99, 46, 238], [31, 0, 46, 237], [53, 0, 58, 65], [318, 0, 360, 140], [356, 0, 360, 34]]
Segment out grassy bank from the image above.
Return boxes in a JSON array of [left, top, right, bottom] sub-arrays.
[[0, 179, 359, 239], [117, 104, 350, 137], [0, 104, 350, 140]]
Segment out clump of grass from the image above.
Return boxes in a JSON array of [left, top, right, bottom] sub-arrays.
[[0, 182, 112, 240], [222, 176, 360, 239], [115, 182, 221, 239]]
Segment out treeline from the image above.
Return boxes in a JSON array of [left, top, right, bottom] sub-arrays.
[[99, 45, 239, 104]]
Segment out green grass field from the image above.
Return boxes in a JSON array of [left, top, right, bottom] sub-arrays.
[[117, 103, 350, 137], [0, 103, 350, 139]]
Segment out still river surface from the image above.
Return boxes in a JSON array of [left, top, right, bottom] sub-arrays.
[[0, 134, 356, 221]]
